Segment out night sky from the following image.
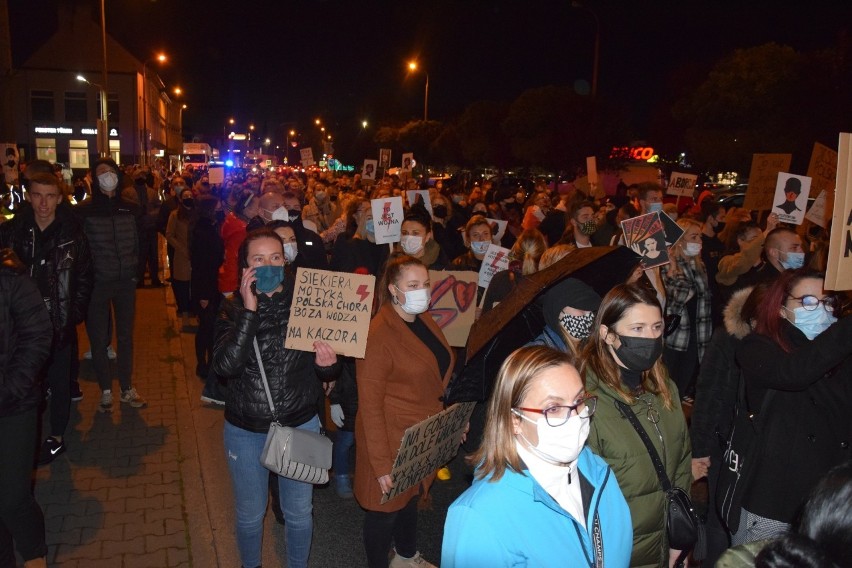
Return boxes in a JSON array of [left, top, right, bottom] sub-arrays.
[[10, 0, 852, 148]]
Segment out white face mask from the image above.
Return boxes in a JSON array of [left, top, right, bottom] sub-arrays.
[[271, 207, 289, 222], [471, 240, 490, 255], [684, 242, 702, 256], [283, 242, 298, 263], [513, 410, 591, 466], [400, 235, 424, 255], [98, 171, 118, 192], [394, 286, 430, 315]]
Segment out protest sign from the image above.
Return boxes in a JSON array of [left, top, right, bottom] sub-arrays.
[[667, 172, 698, 197], [478, 244, 511, 288], [428, 271, 478, 347], [660, 211, 685, 247], [587, 156, 602, 197], [370, 196, 404, 245], [743, 153, 792, 211], [300, 148, 315, 167], [207, 167, 224, 185], [381, 402, 476, 504], [284, 268, 375, 358], [362, 159, 378, 180], [379, 148, 392, 169], [771, 172, 811, 225], [401, 153, 414, 172], [825, 133, 852, 291], [807, 142, 838, 195], [805, 190, 831, 228], [486, 218, 508, 243], [621, 212, 669, 270], [406, 189, 432, 215]]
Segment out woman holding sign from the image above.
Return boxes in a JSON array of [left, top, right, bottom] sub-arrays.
[[354, 254, 455, 568], [212, 228, 341, 568]]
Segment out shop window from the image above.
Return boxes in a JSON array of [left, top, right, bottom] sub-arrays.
[[69, 140, 89, 169], [31, 90, 54, 121], [109, 140, 120, 165], [64, 91, 87, 122], [35, 138, 57, 162]]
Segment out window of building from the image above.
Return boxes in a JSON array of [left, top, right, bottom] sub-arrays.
[[97, 93, 120, 121], [109, 140, 121, 165], [35, 138, 57, 162], [64, 91, 87, 122], [69, 140, 89, 169], [31, 90, 55, 121]]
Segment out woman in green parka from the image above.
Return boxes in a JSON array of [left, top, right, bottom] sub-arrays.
[[580, 283, 692, 568]]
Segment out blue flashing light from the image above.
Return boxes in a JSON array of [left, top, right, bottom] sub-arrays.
[[225, 160, 234, 167]]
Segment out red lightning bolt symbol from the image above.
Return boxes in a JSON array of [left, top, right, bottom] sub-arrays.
[[490, 251, 505, 270], [356, 284, 370, 302]]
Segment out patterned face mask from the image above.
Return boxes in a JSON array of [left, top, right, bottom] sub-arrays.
[[559, 311, 595, 340]]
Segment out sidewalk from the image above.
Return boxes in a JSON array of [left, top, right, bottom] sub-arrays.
[[32, 283, 467, 567]]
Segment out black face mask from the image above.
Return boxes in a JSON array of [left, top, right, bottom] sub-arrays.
[[182, 198, 195, 209], [432, 205, 448, 219], [613, 334, 663, 371]]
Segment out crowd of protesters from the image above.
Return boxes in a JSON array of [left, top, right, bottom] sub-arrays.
[[1, 156, 850, 568]]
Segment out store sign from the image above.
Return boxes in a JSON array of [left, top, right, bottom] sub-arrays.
[[609, 146, 655, 161], [33, 126, 119, 137]]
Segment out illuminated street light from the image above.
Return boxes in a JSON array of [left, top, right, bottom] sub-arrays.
[[173, 86, 182, 96], [407, 60, 429, 121], [315, 118, 321, 125], [361, 120, 368, 128], [142, 53, 168, 165], [77, 74, 108, 156], [289, 130, 296, 136], [320, 127, 325, 132]]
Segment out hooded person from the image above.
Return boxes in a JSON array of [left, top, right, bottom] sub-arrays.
[[527, 278, 602, 356]]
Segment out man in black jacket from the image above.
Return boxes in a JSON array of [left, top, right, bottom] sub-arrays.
[[0, 173, 93, 464], [76, 158, 146, 413], [0, 248, 52, 567]]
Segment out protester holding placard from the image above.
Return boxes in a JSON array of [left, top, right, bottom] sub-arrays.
[[451, 214, 493, 272], [212, 228, 341, 568], [480, 228, 546, 313], [660, 218, 712, 398], [397, 209, 449, 270], [731, 269, 852, 546], [580, 283, 692, 568], [442, 346, 632, 568], [330, 198, 389, 277], [354, 254, 454, 568]]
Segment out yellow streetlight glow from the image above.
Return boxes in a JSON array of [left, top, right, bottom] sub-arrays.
[[173, 87, 182, 95], [289, 130, 296, 136], [265, 138, 271, 145], [157, 53, 167, 63], [327, 135, 332, 140], [249, 124, 255, 131], [181, 104, 187, 109], [361, 120, 368, 128], [320, 127, 325, 132], [229, 118, 235, 125], [408, 61, 418, 71], [314, 118, 321, 125]]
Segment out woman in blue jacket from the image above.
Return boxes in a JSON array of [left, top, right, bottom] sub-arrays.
[[442, 346, 632, 567]]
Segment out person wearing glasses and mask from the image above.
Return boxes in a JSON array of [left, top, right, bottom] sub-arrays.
[[731, 268, 852, 546], [442, 346, 632, 568], [580, 283, 692, 568], [354, 254, 454, 568]]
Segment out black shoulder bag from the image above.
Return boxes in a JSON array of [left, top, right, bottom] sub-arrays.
[[615, 399, 705, 567]]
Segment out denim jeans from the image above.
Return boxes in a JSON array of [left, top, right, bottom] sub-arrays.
[[224, 415, 319, 568], [333, 429, 354, 477], [85, 279, 136, 391]]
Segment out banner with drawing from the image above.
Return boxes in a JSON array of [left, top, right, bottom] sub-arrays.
[[370, 196, 404, 245], [621, 212, 670, 270], [428, 271, 478, 347], [772, 172, 811, 225]]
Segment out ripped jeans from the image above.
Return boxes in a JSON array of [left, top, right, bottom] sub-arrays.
[[223, 416, 319, 568]]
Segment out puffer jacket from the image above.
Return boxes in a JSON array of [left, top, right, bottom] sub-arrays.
[[584, 369, 692, 568], [0, 202, 93, 347], [690, 286, 753, 458], [212, 279, 341, 433], [75, 189, 140, 283], [0, 249, 53, 417]]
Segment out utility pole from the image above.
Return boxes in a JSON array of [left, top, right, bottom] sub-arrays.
[[0, 0, 16, 142]]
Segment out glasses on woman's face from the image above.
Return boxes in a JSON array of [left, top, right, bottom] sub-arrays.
[[514, 395, 598, 427], [788, 294, 837, 312]]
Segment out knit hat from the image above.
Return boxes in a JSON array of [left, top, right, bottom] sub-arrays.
[[542, 278, 601, 333]]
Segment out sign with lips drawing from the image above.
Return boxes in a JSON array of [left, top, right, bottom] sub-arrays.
[[427, 271, 478, 347]]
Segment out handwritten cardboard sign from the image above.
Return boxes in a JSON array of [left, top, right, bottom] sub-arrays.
[[478, 244, 511, 288], [621, 212, 670, 270], [743, 153, 792, 211], [428, 271, 478, 347], [825, 133, 852, 291], [807, 142, 838, 195], [207, 167, 224, 185], [667, 172, 698, 197], [587, 156, 602, 197], [285, 268, 375, 358], [300, 148, 315, 167], [381, 402, 476, 504], [772, 172, 811, 225], [370, 196, 404, 245], [406, 189, 432, 215], [805, 190, 830, 228], [362, 159, 378, 180]]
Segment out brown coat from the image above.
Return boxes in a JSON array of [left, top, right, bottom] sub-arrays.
[[354, 303, 454, 512]]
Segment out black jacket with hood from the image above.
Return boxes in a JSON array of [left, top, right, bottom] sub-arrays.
[[0, 201, 93, 348]]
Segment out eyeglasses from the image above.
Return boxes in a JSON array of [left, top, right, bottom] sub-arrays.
[[788, 295, 838, 312], [514, 395, 598, 427]]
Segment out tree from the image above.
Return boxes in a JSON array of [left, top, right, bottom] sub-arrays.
[[455, 100, 511, 168]]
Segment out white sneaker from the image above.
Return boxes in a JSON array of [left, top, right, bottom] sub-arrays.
[[120, 388, 147, 408], [389, 551, 436, 568], [83, 350, 92, 360], [107, 346, 117, 360], [99, 390, 113, 413]]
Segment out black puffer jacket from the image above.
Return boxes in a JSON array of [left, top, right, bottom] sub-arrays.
[[0, 202, 93, 347], [75, 189, 140, 282], [0, 249, 53, 417], [212, 280, 341, 433]]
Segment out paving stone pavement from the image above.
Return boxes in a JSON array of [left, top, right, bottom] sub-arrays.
[[31, 281, 471, 567]]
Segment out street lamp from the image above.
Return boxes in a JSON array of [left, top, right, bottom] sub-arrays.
[[571, 1, 600, 97], [407, 60, 429, 121], [361, 120, 368, 128], [77, 74, 109, 157], [173, 86, 182, 96], [142, 53, 167, 166]]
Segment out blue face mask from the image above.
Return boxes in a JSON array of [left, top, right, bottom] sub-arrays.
[[254, 265, 284, 293], [785, 304, 836, 340], [647, 202, 663, 213], [365, 219, 375, 234], [779, 251, 805, 270], [471, 241, 490, 255]]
